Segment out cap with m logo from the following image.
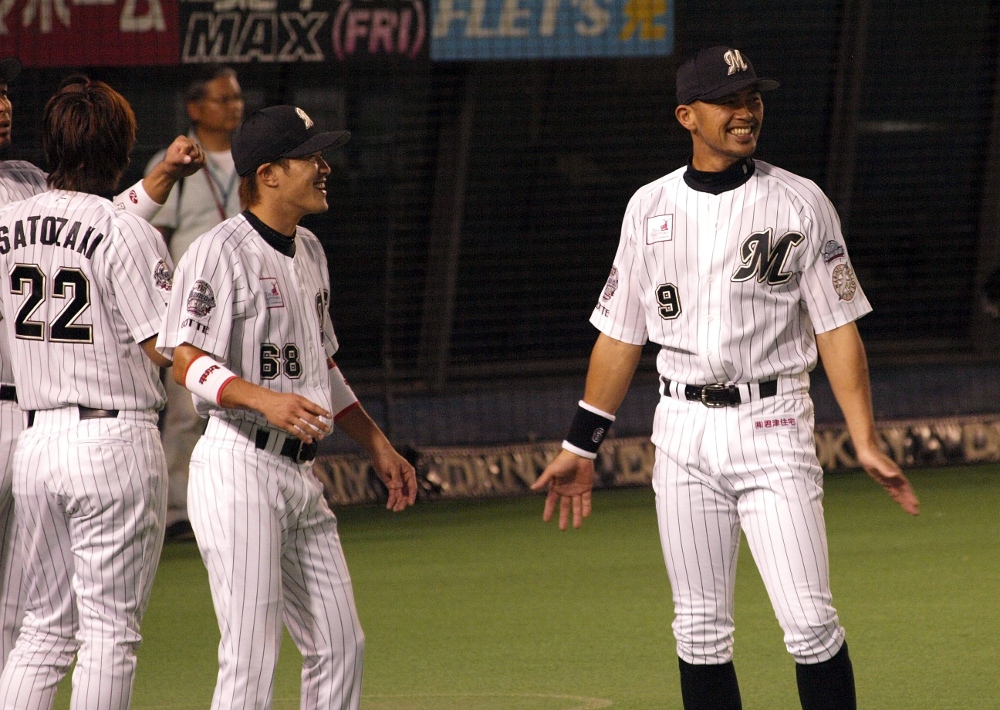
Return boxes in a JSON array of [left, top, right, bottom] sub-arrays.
[[676, 46, 779, 105]]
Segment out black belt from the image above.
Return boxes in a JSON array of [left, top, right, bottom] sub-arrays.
[[26, 406, 120, 427], [0, 385, 16, 402], [660, 377, 778, 408], [254, 429, 317, 464]]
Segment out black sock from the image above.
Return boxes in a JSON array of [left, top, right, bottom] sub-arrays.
[[795, 641, 857, 710], [678, 657, 743, 710]]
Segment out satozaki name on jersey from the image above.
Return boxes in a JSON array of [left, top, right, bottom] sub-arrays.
[[0, 216, 105, 259]]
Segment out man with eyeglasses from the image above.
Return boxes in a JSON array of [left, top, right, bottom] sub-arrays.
[[145, 64, 244, 541]]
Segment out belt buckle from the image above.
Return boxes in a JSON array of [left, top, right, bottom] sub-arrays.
[[700, 383, 729, 408], [294, 440, 317, 464]]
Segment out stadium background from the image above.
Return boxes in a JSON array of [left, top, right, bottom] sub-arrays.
[[3, 0, 1000, 473]]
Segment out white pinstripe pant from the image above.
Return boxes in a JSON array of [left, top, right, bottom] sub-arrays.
[[0, 399, 28, 671], [0, 408, 167, 710], [189, 418, 364, 710], [651, 390, 846, 666]]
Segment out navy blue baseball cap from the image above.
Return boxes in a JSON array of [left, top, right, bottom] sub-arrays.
[[232, 105, 351, 177], [676, 46, 779, 105], [0, 57, 22, 85]]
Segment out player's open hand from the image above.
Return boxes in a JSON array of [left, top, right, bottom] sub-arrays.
[[162, 135, 207, 179], [370, 442, 418, 512], [856, 445, 919, 516], [531, 449, 595, 530], [260, 391, 332, 444]]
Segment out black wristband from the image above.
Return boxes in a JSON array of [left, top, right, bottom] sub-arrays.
[[563, 402, 614, 458]]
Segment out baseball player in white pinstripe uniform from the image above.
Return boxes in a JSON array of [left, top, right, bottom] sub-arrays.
[[0, 79, 187, 710], [157, 105, 417, 710], [533, 47, 919, 710], [0, 56, 204, 692]]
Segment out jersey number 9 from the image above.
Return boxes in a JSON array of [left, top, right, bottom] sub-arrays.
[[656, 283, 682, 320]]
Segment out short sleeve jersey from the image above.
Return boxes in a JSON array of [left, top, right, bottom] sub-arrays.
[[157, 212, 338, 425], [0, 160, 168, 387], [0, 190, 173, 410], [591, 160, 872, 385]]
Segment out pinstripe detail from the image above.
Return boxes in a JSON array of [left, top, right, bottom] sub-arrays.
[[0, 409, 166, 710], [0, 191, 170, 412], [603, 160, 856, 666], [160, 212, 363, 709], [189, 418, 364, 710], [0, 401, 27, 673], [157, 214, 337, 428], [592, 161, 871, 385]]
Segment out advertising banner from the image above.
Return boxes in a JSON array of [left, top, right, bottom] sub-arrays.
[[0, 0, 178, 66], [179, 0, 428, 63], [429, 0, 673, 60]]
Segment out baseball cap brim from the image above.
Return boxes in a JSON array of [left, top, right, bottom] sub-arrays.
[[690, 77, 780, 104], [0, 57, 22, 85], [282, 130, 351, 159]]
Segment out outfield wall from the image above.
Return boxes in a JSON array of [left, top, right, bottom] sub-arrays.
[[314, 414, 1000, 506]]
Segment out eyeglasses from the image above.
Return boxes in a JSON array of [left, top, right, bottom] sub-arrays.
[[202, 94, 244, 106]]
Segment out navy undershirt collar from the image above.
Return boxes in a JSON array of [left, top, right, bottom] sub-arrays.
[[683, 157, 755, 195], [243, 209, 296, 258]]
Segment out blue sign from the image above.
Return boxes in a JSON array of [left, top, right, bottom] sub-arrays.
[[430, 0, 673, 60]]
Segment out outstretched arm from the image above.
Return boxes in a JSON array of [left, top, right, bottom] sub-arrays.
[[531, 332, 644, 530], [816, 322, 919, 515]]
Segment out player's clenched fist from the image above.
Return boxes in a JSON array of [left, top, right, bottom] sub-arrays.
[[531, 449, 595, 530], [161, 135, 207, 178]]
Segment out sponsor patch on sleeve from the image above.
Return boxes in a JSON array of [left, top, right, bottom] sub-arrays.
[[153, 259, 172, 292], [186, 279, 216, 318], [831, 263, 857, 301], [821, 240, 846, 264], [645, 214, 674, 244], [601, 266, 619, 302]]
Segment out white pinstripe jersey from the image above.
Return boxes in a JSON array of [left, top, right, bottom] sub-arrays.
[[0, 190, 172, 411], [0, 161, 166, 387], [592, 160, 872, 384], [157, 212, 338, 426], [0, 161, 49, 387]]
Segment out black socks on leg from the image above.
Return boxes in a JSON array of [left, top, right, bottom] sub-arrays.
[[795, 641, 857, 710], [678, 657, 743, 710]]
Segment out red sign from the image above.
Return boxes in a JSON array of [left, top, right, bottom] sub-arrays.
[[1, 0, 179, 66]]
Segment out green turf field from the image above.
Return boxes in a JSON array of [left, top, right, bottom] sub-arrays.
[[50, 465, 1000, 709]]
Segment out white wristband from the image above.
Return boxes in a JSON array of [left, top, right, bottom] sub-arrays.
[[113, 180, 162, 221], [184, 355, 238, 406], [329, 362, 359, 421]]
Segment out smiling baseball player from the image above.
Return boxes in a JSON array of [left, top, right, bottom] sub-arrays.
[[533, 47, 919, 710], [0, 55, 203, 685], [157, 105, 417, 710], [0, 79, 177, 710]]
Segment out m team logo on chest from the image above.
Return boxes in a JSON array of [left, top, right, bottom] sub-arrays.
[[186, 279, 216, 318], [732, 228, 804, 286]]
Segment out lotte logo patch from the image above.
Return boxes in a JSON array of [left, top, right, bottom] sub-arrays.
[[262, 278, 284, 309], [646, 214, 673, 244]]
